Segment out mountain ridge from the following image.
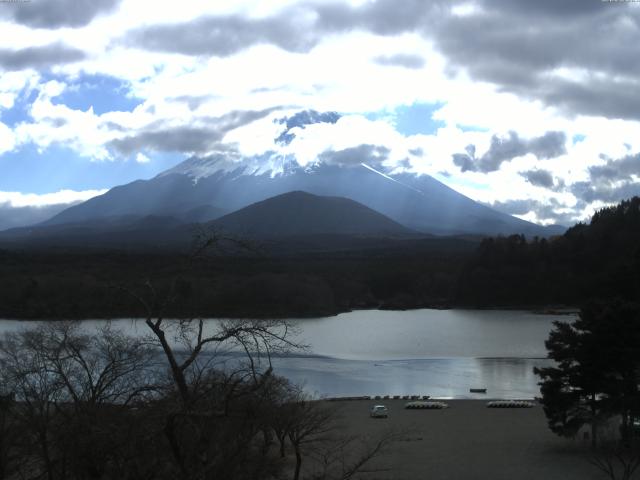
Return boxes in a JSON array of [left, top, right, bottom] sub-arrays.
[[0, 191, 425, 252], [41, 157, 564, 238]]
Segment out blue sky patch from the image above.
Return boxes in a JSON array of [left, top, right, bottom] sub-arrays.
[[572, 134, 586, 144], [0, 144, 183, 194], [0, 86, 39, 128], [364, 102, 446, 136], [49, 73, 143, 115], [458, 124, 489, 133], [393, 102, 445, 136]]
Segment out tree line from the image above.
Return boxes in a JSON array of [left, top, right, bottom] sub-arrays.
[[458, 197, 640, 307], [0, 245, 467, 320]]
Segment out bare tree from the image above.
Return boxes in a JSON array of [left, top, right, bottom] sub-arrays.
[[119, 231, 301, 408], [590, 424, 640, 480], [0, 327, 68, 480], [108, 233, 308, 479], [286, 399, 338, 480], [0, 392, 18, 480], [309, 430, 400, 480], [0, 322, 158, 480], [36, 322, 157, 406]]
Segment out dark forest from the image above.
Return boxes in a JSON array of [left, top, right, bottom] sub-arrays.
[[2, 197, 639, 320]]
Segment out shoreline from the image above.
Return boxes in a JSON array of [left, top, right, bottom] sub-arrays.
[[323, 395, 541, 401], [0, 304, 580, 322], [323, 398, 597, 480]]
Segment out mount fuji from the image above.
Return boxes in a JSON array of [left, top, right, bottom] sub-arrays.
[[7, 109, 564, 240], [41, 156, 562, 238]]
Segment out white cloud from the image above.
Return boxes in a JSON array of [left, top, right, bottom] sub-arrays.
[[12, 79, 114, 160], [0, 70, 38, 110], [0, 189, 107, 208], [135, 152, 150, 163], [0, 121, 15, 155]]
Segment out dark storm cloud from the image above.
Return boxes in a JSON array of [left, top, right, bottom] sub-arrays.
[[0, 44, 86, 71], [528, 132, 568, 159], [123, 0, 437, 56], [452, 145, 476, 173], [588, 153, 640, 182], [1, 0, 121, 29], [432, 1, 640, 120], [538, 78, 640, 122], [126, 0, 433, 56], [124, 12, 317, 57], [480, 0, 608, 18], [520, 169, 554, 189], [109, 126, 225, 156], [571, 152, 640, 203], [489, 199, 535, 216], [109, 108, 280, 155], [452, 131, 566, 173], [312, 0, 434, 35], [275, 110, 340, 145], [124, 0, 640, 121], [373, 54, 425, 69], [572, 181, 640, 204], [318, 144, 390, 167]]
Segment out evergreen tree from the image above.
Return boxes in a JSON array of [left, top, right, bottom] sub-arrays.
[[535, 300, 640, 447]]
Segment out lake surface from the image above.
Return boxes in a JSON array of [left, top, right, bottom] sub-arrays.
[[0, 309, 572, 399], [290, 309, 561, 360], [273, 309, 568, 399]]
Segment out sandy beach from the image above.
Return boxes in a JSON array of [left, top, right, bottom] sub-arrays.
[[325, 399, 606, 480]]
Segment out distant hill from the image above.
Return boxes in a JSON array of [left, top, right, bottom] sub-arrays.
[[210, 191, 416, 238], [0, 192, 426, 252], [0, 214, 191, 250]]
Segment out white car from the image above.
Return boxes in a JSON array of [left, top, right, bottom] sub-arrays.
[[370, 405, 388, 418]]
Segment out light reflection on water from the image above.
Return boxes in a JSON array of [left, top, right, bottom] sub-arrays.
[[269, 356, 551, 399], [0, 309, 571, 399]]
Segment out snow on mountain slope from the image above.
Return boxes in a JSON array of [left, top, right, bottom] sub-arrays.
[[45, 155, 562, 236]]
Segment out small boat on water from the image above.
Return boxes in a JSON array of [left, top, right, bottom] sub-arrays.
[[470, 388, 487, 393]]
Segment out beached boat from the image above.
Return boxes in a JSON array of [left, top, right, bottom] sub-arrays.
[[486, 400, 534, 408]]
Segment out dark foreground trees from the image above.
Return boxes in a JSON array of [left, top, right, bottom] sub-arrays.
[[0, 321, 395, 480], [0, 234, 400, 479], [535, 300, 640, 449], [0, 322, 158, 479]]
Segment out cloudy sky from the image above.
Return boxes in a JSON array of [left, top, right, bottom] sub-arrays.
[[1, 0, 640, 229]]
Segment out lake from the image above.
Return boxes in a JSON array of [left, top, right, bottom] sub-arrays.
[[0, 309, 571, 399], [272, 309, 568, 399]]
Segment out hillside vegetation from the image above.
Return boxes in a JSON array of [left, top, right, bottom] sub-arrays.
[[1, 197, 638, 319], [457, 196, 640, 307]]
